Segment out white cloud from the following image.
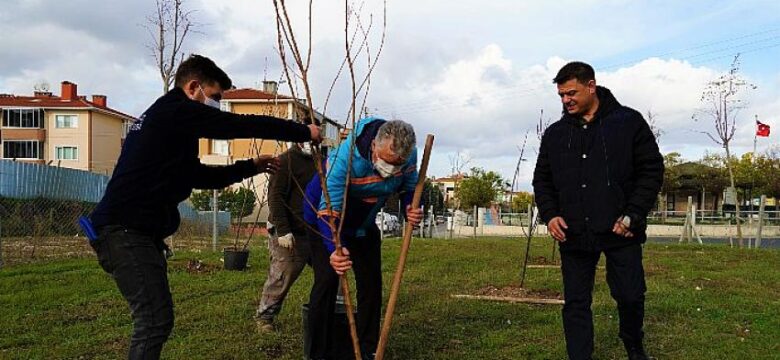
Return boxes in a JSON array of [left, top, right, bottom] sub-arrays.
[[369, 44, 777, 189], [0, 0, 778, 191]]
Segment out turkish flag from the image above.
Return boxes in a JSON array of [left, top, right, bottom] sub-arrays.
[[756, 120, 770, 137]]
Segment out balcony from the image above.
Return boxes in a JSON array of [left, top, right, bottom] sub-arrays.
[[1, 128, 46, 142]]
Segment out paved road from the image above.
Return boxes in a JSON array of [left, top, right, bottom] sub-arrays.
[[647, 236, 780, 249], [386, 223, 780, 249]]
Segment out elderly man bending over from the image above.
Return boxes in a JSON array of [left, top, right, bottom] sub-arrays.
[[303, 118, 423, 360]]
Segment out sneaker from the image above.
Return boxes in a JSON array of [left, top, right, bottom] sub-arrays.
[[255, 318, 275, 333]]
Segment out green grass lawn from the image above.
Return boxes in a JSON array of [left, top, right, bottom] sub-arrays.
[[1, 237, 779, 359]]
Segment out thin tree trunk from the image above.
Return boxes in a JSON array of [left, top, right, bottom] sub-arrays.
[[725, 145, 743, 247]]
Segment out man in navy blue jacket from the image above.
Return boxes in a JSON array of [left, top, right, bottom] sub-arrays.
[[533, 62, 663, 360], [89, 54, 321, 359]]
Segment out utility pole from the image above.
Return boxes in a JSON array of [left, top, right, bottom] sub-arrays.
[[212, 189, 218, 251]]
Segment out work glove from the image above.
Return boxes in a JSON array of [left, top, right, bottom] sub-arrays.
[[277, 233, 295, 249]]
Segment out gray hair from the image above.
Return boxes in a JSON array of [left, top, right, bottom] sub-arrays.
[[375, 120, 416, 160]]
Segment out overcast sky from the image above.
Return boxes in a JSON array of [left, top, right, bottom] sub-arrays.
[[1, 0, 779, 189]]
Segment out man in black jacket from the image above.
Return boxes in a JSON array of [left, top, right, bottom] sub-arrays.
[[533, 61, 663, 360], [89, 54, 322, 359], [255, 142, 316, 332]]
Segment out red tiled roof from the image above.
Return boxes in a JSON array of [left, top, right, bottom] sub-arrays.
[[222, 88, 293, 101], [432, 174, 467, 183], [0, 94, 136, 120], [221, 88, 343, 127]]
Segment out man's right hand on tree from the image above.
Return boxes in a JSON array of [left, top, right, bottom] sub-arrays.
[[548, 216, 568, 242], [329, 247, 352, 275]]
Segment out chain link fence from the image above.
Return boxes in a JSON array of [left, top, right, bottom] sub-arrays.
[[0, 160, 254, 267]]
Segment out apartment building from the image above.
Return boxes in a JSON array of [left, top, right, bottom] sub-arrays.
[[0, 81, 135, 174], [198, 81, 343, 223]]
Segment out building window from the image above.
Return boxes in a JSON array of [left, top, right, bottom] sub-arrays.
[[220, 101, 230, 112], [55, 114, 79, 128], [324, 122, 340, 141], [212, 140, 229, 156], [122, 120, 133, 138], [2, 108, 44, 128], [55, 146, 79, 160], [3, 140, 42, 159], [666, 194, 675, 212]]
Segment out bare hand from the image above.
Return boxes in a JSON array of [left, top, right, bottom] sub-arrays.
[[330, 247, 352, 275], [612, 216, 634, 238], [254, 155, 281, 174], [548, 216, 568, 242], [308, 124, 323, 145], [406, 205, 424, 226]]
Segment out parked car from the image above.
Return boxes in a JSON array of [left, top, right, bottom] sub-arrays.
[[375, 213, 400, 233]]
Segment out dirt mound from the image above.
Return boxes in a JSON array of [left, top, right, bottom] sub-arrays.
[[474, 285, 562, 300]]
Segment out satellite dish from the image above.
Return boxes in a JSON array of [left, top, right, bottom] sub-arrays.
[[34, 81, 51, 92]]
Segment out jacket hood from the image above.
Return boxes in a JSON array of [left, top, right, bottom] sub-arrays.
[[561, 86, 621, 124]]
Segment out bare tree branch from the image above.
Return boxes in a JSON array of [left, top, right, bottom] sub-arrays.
[[693, 53, 756, 247], [144, 0, 198, 94]]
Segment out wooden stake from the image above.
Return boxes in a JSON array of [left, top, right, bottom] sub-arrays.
[[451, 294, 565, 305], [375, 135, 434, 360], [520, 206, 539, 289]]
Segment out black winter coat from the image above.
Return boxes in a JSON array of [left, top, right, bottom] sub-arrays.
[[532, 86, 664, 251], [91, 88, 311, 238]]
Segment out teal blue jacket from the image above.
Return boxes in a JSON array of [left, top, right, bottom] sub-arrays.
[[304, 117, 418, 252]]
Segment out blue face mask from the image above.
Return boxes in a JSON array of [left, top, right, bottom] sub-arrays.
[[199, 86, 221, 109]]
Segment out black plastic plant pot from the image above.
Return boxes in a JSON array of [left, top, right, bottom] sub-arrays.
[[223, 248, 249, 271]]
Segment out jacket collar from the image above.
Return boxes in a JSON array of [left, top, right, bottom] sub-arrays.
[[561, 86, 621, 125], [167, 87, 188, 99]]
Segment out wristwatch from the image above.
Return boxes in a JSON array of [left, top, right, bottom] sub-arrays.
[[621, 214, 632, 229]]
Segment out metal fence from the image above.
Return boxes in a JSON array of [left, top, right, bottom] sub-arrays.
[[0, 160, 237, 267], [648, 209, 780, 225]]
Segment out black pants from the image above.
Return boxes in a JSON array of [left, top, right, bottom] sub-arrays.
[[560, 243, 646, 360], [93, 225, 174, 360], [308, 226, 382, 359]]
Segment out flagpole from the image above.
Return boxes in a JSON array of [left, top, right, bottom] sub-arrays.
[[754, 114, 758, 159], [752, 114, 758, 223]]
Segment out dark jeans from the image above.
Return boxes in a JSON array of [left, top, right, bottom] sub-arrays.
[[92, 225, 174, 360], [308, 226, 382, 359], [560, 243, 646, 360]]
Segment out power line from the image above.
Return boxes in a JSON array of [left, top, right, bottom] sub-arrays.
[[380, 29, 780, 117], [597, 27, 780, 70], [381, 29, 780, 113]]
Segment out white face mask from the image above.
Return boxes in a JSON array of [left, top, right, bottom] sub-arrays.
[[199, 86, 221, 109], [374, 158, 402, 179], [300, 142, 313, 156]]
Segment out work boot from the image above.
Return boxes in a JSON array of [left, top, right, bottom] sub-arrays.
[[255, 318, 275, 333]]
